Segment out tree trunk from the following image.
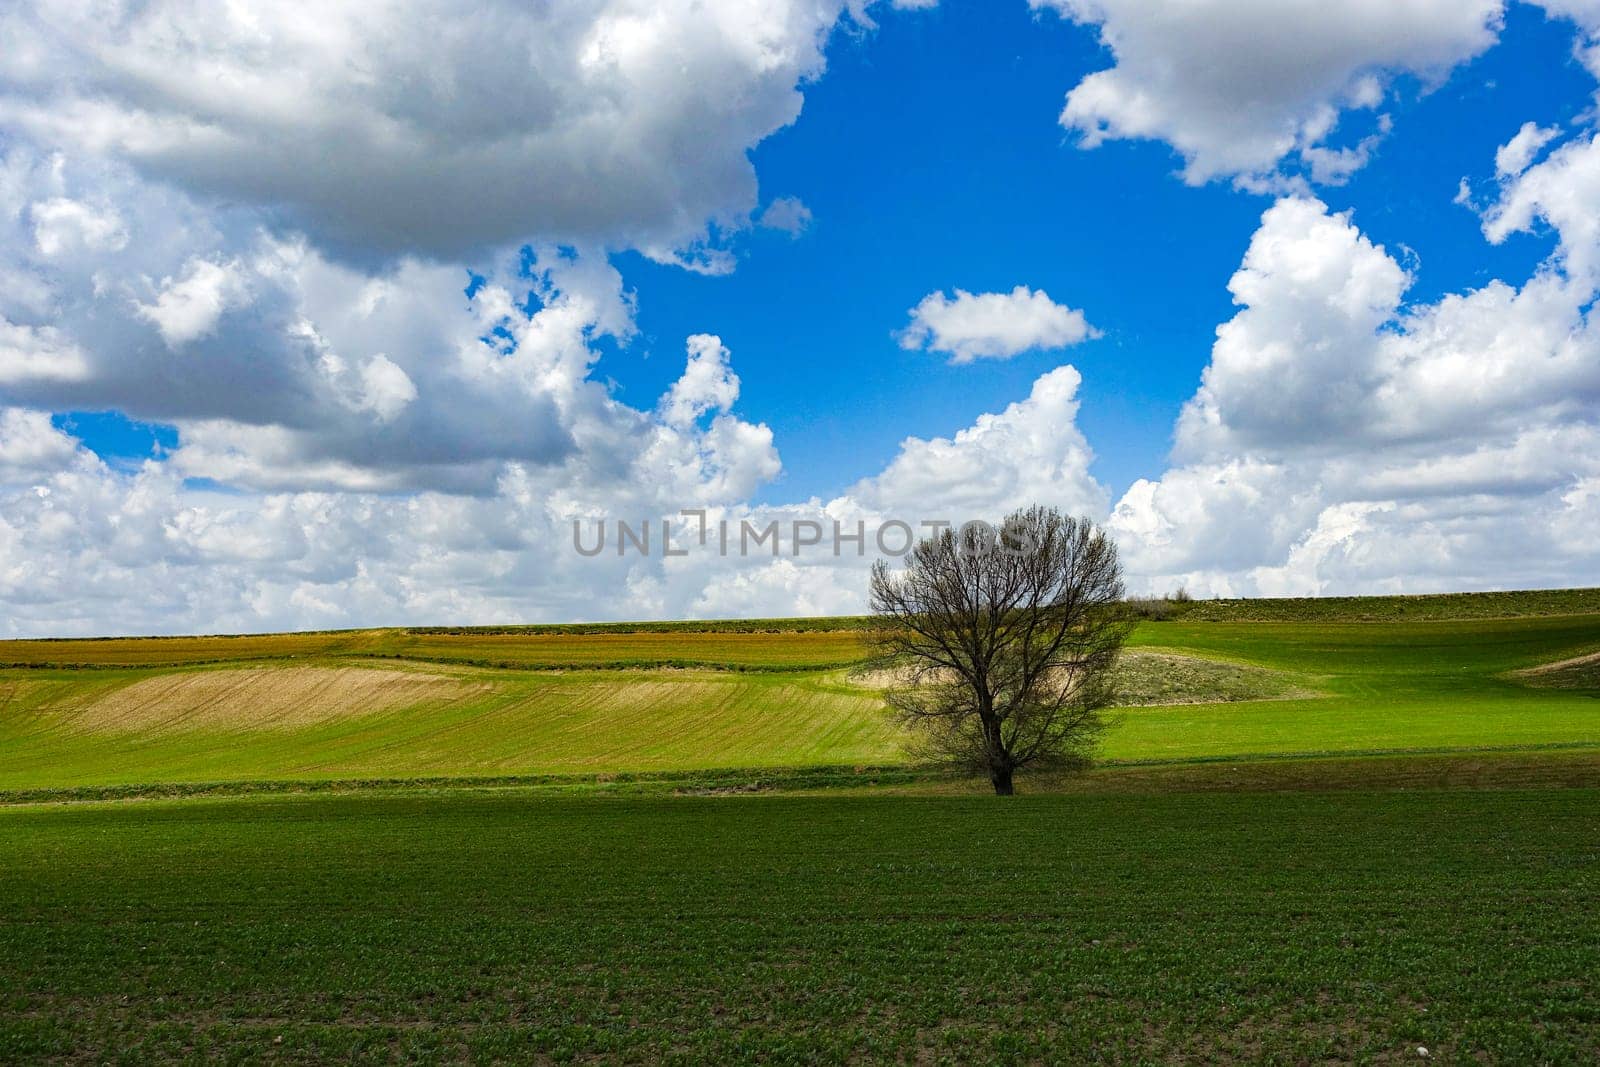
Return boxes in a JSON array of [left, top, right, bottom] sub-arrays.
[[990, 765, 1015, 796]]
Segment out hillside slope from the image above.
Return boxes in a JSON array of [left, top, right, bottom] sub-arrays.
[[2, 591, 1598, 793]]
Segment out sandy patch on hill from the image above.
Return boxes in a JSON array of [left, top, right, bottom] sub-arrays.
[[848, 650, 1315, 707], [1512, 650, 1600, 690], [72, 667, 492, 733], [1518, 649, 1600, 675]]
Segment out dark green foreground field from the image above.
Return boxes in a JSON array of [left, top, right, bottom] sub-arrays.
[[3, 789, 1596, 1063], [3, 589, 1599, 1062]]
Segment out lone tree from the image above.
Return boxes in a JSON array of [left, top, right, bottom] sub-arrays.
[[867, 506, 1128, 795]]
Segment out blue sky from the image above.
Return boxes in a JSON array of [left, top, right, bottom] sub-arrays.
[[4, 0, 1600, 634], [50, 3, 1591, 501], [618, 1, 1594, 503]]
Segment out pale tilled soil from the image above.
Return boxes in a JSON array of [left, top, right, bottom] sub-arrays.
[[1513, 649, 1600, 690], [849, 650, 1314, 707], [70, 667, 492, 733]]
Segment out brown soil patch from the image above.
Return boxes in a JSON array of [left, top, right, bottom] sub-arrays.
[[1512, 649, 1600, 691], [1517, 649, 1600, 676], [848, 651, 1312, 707], [72, 667, 491, 733], [848, 664, 956, 691]]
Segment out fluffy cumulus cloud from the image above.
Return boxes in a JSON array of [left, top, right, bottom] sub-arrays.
[[1109, 133, 1600, 596], [8, 0, 1600, 632], [0, 119, 1110, 633], [137, 258, 251, 348], [0, 408, 82, 484], [0, 0, 893, 265], [998, 0, 1600, 597], [1496, 122, 1562, 178], [0, 333, 797, 635], [1, 146, 630, 495], [898, 286, 1099, 363], [0, 0, 982, 634], [843, 366, 1106, 517], [0, 344, 1105, 634], [1033, 0, 1506, 188], [0, 140, 1110, 634], [649, 365, 1109, 623]]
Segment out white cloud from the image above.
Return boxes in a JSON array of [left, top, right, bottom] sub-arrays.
[[660, 335, 743, 429], [1174, 197, 1412, 457], [30, 197, 125, 256], [1496, 121, 1561, 177], [0, 318, 90, 384], [841, 365, 1108, 518], [1033, 0, 1502, 187], [758, 196, 813, 236], [5, 0, 1600, 632], [21, 130, 1600, 629], [898, 285, 1099, 363], [0, 145, 803, 518], [1112, 151, 1600, 597], [137, 258, 249, 348], [0, 0, 877, 262], [0, 0, 1118, 636], [691, 559, 864, 619], [1484, 131, 1600, 284], [356, 356, 418, 423], [0, 354, 1111, 635], [0, 144, 630, 494], [0, 408, 83, 484]]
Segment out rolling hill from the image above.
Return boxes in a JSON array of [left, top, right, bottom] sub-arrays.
[[2, 588, 1598, 796]]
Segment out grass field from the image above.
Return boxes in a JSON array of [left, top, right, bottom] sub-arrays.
[[3, 590, 1599, 1061], [3, 601, 1598, 792], [1145, 585, 1600, 622], [2, 788, 1596, 1062]]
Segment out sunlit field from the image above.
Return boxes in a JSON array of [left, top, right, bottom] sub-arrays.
[[3, 590, 1599, 1061], [3, 590, 1598, 794]]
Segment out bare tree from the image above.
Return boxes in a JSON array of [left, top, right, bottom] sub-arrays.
[[867, 506, 1128, 795]]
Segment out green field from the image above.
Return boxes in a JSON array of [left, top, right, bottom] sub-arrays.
[[3, 591, 1599, 1061], [3, 788, 1596, 1062], [3, 600, 1599, 793]]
